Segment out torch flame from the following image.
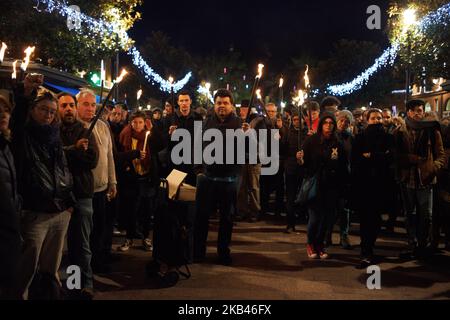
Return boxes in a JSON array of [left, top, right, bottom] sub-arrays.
[[279, 77, 284, 88], [256, 89, 262, 100], [21, 46, 35, 72], [12, 60, 18, 79], [205, 82, 211, 91], [304, 65, 310, 89], [294, 89, 305, 106], [0, 42, 7, 63], [137, 89, 143, 100], [168, 76, 174, 84], [115, 69, 128, 83], [256, 64, 264, 79]]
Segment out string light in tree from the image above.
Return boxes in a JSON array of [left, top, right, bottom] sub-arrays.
[[33, 0, 192, 93], [327, 2, 450, 96]]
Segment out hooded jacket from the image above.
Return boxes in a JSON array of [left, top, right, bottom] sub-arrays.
[[301, 114, 349, 204]]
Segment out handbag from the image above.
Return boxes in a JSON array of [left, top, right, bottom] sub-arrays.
[[295, 172, 319, 206]]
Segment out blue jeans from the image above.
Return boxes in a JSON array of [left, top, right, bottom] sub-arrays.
[[67, 198, 94, 289], [400, 185, 433, 248]]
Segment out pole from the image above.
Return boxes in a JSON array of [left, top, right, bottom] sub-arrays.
[[246, 77, 260, 123], [171, 86, 175, 109], [86, 82, 118, 138], [405, 32, 411, 105], [99, 80, 104, 104], [298, 103, 303, 149], [115, 52, 119, 102]]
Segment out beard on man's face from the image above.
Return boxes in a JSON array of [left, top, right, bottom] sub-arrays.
[[62, 113, 76, 124]]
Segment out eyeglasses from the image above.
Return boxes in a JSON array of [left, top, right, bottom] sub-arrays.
[[36, 105, 57, 116]]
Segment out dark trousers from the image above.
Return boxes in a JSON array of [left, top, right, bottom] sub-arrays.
[[173, 201, 196, 263], [307, 203, 335, 246], [285, 172, 303, 228], [122, 179, 155, 240], [260, 162, 285, 214], [359, 208, 382, 257], [194, 175, 238, 258], [91, 191, 107, 268]]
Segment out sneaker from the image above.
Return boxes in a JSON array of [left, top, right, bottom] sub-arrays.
[[316, 244, 329, 259], [306, 244, 318, 259], [340, 236, 352, 250], [143, 238, 153, 251], [118, 239, 133, 252]]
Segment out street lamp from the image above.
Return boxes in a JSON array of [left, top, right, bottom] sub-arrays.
[[402, 8, 417, 104]]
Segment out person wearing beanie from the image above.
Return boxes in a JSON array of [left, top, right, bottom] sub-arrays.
[[297, 113, 349, 260], [320, 96, 341, 116]]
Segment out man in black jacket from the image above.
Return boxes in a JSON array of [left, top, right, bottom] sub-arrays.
[[281, 111, 307, 233], [167, 91, 202, 263], [57, 92, 99, 299], [10, 75, 75, 299], [194, 89, 242, 265], [0, 95, 21, 299]]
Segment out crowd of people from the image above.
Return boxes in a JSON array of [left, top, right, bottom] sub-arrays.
[[0, 73, 449, 300]]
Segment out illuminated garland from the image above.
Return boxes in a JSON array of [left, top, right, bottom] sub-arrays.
[[34, 1, 449, 96], [129, 47, 192, 92], [34, 0, 192, 93], [197, 85, 214, 103], [327, 2, 450, 96], [326, 44, 399, 96]]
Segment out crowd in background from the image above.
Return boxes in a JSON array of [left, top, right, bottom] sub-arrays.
[[0, 73, 449, 300]]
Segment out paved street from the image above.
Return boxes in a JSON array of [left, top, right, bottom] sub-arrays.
[[86, 216, 450, 300]]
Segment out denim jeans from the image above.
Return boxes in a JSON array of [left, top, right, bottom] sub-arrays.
[[16, 210, 71, 299], [67, 198, 94, 289], [400, 184, 433, 248], [194, 174, 238, 258]]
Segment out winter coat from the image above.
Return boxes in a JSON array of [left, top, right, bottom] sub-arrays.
[[118, 125, 164, 188], [10, 86, 75, 213], [168, 110, 203, 185], [60, 120, 99, 199], [351, 124, 395, 211], [301, 115, 349, 207], [281, 125, 307, 175], [195, 112, 243, 178], [0, 134, 21, 291], [394, 118, 445, 187]]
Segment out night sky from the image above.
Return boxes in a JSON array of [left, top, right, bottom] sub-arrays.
[[129, 0, 392, 68]]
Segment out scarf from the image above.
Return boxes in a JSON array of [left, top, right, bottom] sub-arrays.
[[119, 125, 151, 169]]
